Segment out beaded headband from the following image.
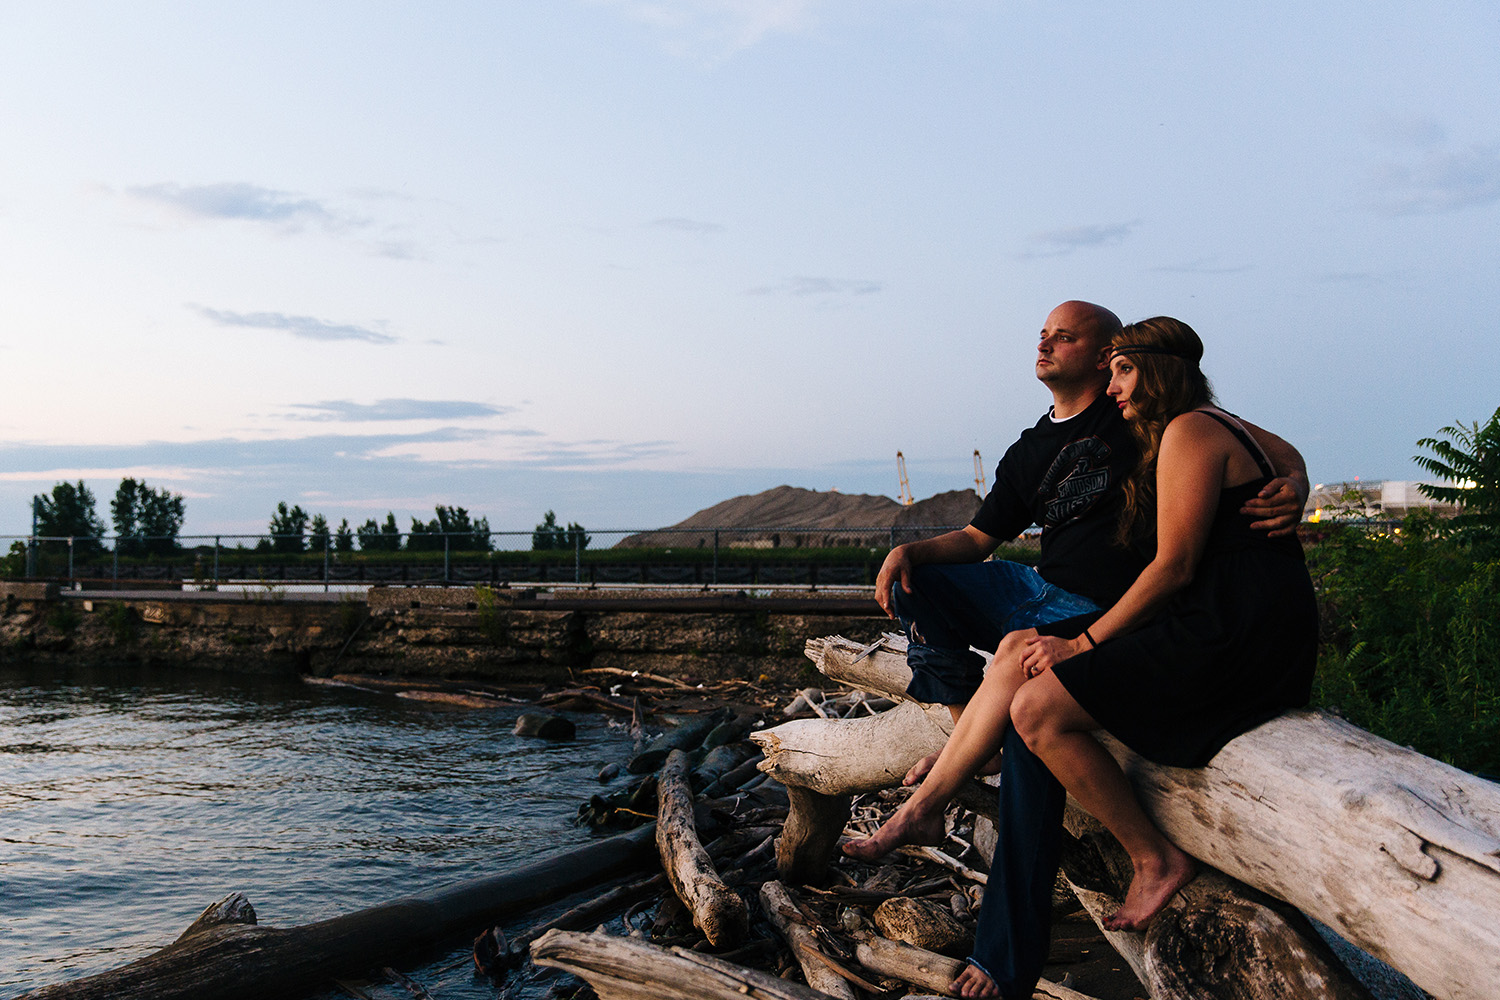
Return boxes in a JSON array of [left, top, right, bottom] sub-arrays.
[[1109, 344, 1200, 362]]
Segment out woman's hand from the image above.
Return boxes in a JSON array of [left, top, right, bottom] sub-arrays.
[[1021, 634, 1085, 678]]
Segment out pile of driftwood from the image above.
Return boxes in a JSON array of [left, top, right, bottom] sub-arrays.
[[748, 634, 1500, 1000]]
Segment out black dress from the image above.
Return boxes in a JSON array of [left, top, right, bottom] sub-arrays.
[[1046, 412, 1318, 768]]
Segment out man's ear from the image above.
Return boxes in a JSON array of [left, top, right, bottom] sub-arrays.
[[1095, 346, 1111, 370]]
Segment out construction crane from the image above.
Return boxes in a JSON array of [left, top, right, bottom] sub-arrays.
[[974, 449, 987, 498], [896, 451, 913, 506]]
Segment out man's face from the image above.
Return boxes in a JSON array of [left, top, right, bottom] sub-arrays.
[[1035, 305, 1110, 386]]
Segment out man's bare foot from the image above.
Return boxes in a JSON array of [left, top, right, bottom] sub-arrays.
[[1104, 842, 1198, 931], [841, 799, 946, 861], [951, 962, 1000, 998], [902, 750, 1004, 787]]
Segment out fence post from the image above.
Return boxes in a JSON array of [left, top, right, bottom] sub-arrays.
[[444, 533, 451, 584], [213, 537, 220, 585], [712, 530, 719, 587], [324, 536, 331, 593], [113, 540, 119, 588], [68, 537, 75, 588]]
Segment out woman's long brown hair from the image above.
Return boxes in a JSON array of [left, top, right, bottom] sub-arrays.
[[1114, 317, 1215, 544]]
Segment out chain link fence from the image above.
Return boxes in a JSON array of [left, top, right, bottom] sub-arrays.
[[3, 525, 1043, 591]]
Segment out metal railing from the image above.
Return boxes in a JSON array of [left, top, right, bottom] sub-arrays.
[[3, 524, 1040, 592]]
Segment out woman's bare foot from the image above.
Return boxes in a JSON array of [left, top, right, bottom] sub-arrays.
[[902, 750, 1004, 787], [951, 962, 1000, 998], [841, 798, 946, 861], [1104, 842, 1198, 931]]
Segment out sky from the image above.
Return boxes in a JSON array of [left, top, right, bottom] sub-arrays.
[[1, 1, 1497, 542]]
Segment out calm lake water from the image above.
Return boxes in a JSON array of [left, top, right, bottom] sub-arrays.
[[0, 662, 638, 998]]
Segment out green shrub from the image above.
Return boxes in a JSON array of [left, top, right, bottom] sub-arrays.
[[1310, 512, 1500, 775], [101, 601, 139, 645]]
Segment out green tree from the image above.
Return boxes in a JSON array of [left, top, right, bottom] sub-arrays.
[[1415, 405, 1500, 535], [308, 513, 331, 552], [356, 512, 403, 552], [334, 518, 355, 553], [532, 510, 589, 552], [110, 478, 186, 557], [268, 502, 309, 553], [410, 505, 492, 552], [34, 482, 108, 557]]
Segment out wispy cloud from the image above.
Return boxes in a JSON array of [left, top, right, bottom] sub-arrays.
[[651, 216, 726, 234], [1021, 221, 1139, 258], [288, 399, 514, 422], [1152, 257, 1252, 275], [127, 181, 352, 229], [1370, 143, 1500, 215], [193, 306, 399, 345], [593, 0, 818, 60], [1366, 112, 1447, 150], [748, 276, 882, 296]]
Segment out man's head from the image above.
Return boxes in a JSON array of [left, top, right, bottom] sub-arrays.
[[1034, 300, 1122, 393]]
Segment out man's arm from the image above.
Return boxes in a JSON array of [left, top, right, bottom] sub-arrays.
[[1238, 418, 1309, 537], [875, 525, 1001, 618]]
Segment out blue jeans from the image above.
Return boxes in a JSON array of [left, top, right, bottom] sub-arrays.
[[891, 562, 1093, 998], [967, 727, 1067, 999], [892, 561, 1098, 705]]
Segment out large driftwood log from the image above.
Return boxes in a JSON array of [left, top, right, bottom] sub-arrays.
[[759, 881, 857, 1000], [790, 635, 1500, 1000], [1061, 810, 1372, 999], [530, 929, 836, 1000], [656, 748, 748, 947], [19, 823, 659, 1000], [853, 934, 1101, 1000], [752, 700, 951, 795]]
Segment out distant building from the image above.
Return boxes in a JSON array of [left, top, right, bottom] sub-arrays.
[[1306, 480, 1463, 522]]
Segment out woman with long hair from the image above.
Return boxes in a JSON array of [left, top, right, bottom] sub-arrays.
[[846, 317, 1318, 999]]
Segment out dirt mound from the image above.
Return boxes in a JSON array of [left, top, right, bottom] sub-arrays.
[[614, 485, 979, 550], [893, 489, 983, 543]]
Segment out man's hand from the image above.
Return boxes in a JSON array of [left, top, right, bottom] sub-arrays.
[[1240, 476, 1309, 537], [875, 546, 914, 619]]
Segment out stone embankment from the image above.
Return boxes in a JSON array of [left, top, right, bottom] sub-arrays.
[[0, 582, 889, 685]]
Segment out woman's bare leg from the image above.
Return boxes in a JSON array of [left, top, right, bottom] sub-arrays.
[[1012, 674, 1197, 930], [845, 635, 1030, 860]]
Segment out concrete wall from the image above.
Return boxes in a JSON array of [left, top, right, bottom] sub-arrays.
[[0, 584, 889, 686]]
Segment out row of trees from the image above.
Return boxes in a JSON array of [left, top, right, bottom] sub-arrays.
[[22, 482, 590, 557], [263, 504, 499, 554]]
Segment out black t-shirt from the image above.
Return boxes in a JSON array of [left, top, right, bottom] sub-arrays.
[[969, 392, 1145, 606]]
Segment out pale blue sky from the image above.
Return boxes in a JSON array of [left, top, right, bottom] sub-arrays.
[[2, 1, 1496, 538]]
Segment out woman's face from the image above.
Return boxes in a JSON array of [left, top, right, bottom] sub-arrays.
[[1107, 356, 1140, 421]]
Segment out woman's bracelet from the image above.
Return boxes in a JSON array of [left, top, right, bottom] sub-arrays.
[[1082, 628, 1097, 649]]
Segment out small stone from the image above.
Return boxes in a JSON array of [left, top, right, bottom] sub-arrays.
[[598, 762, 622, 782], [873, 896, 973, 957]]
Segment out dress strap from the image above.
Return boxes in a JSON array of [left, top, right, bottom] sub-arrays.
[[1198, 410, 1276, 479]]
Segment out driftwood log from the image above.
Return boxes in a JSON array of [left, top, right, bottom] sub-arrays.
[[656, 748, 749, 947], [854, 934, 1102, 1000], [530, 928, 835, 1000], [756, 635, 1500, 1000], [759, 880, 857, 1000], [18, 823, 659, 1000]]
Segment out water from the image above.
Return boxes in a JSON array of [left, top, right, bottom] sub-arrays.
[[0, 662, 637, 997]]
